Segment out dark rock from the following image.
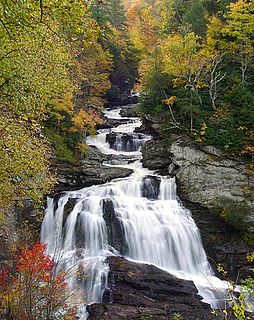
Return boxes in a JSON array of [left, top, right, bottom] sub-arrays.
[[53, 146, 133, 193], [181, 199, 254, 280], [54, 163, 133, 193], [135, 112, 170, 137], [102, 199, 126, 254], [120, 104, 139, 117], [96, 117, 129, 130], [106, 132, 146, 152], [106, 91, 138, 108], [141, 139, 172, 173], [141, 176, 160, 200], [87, 257, 214, 320]]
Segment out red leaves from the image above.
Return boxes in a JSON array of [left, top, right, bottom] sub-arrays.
[[0, 242, 73, 319], [16, 242, 54, 275]]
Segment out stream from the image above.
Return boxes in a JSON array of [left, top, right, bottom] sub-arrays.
[[41, 106, 229, 318]]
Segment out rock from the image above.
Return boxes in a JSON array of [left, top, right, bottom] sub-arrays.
[[168, 135, 254, 232], [87, 256, 214, 320], [141, 139, 172, 173], [141, 175, 160, 200], [106, 90, 138, 108], [53, 146, 133, 193], [106, 132, 146, 152], [160, 134, 254, 279], [182, 199, 254, 280], [120, 104, 138, 117], [102, 199, 127, 254], [54, 163, 133, 193], [135, 112, 170, 137], [96, 117, 129, 130]]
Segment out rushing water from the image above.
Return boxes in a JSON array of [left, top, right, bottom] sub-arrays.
[[41, 106, 230, 318]]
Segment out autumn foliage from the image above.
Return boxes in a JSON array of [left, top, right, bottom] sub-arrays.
[[0, 243, 75, 320]]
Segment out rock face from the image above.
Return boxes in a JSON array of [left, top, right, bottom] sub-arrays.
[[96, 117, 129, 130], [168, 135, 254, 230], [87, 256, 214, 320], [141, 139, 172, 174], [135, 112, 170, 137], [119, 103, 138, 117], [53, 146, 133, 193]]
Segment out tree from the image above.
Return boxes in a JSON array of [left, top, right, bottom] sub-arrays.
[[0, 243, 76, 319], [0, 0, 112, 214], [223, 0, 254, 86], [161, 32, 210, 130]]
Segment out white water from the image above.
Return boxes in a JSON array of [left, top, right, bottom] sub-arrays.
[[41, 107, 231, 318]]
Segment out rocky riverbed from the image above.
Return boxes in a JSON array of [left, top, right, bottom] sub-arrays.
[[87, 256, 214, 320]]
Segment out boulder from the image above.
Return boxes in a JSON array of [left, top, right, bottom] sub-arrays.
[[102, 199, 127, 254], [55, 162, 133, 193], [87, 256, 214, 320], [120, 104, 139, 117], [141, 140, 172, 174]]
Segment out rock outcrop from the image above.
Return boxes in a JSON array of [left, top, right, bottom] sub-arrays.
[[141, 139, 172, 174], [119, 103, 139, 117], [53, 146, 133, 193], [87, 256, 214, 320], [168, 135, 254, 230]]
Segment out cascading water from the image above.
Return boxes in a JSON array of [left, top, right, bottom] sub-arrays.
[[41, 106, 230, 319]]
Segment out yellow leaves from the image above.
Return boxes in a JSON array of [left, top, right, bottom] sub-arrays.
[[76, 142, 88, 155], [192, 122, 207, 143], [242, 146, 254, 154], [246, 252, 254, 262], [162, 96, 177, 106], [172, 78, 186, 88], [71, 109, 102, 134], [0, 115, 55, 213], [217, 263, 228, 277], [210, 108, 229, 123], [52, 91, 74, 115], [160, 32, 210, 89]]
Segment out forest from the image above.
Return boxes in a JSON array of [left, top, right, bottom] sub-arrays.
[[0, 0, 254, 319]]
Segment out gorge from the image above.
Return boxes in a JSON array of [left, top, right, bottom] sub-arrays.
[[41, 106, 236, 319]]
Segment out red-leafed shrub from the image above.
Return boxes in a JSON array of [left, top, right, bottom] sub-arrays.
[[0, 242, 76, 320]]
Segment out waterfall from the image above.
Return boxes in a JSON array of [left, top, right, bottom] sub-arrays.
[[41, 107, 230, 318]]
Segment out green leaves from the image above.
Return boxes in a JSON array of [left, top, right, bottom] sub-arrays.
[[0, 0, 112, 215]]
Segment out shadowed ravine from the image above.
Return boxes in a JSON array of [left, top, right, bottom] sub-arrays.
[[41, 107, 229, 319]]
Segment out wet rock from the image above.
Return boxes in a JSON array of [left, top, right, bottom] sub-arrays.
[[102, 199, 126, 254], [120, 104, 139, 117], [141, 139, 172, 173], [106, 132, 146, 152], [141, 176, 160, 200], [87, 257, 214, 320], [53, 146, 133, 193], [96, 117, 129, 130], [55, 163, 133, 193]]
